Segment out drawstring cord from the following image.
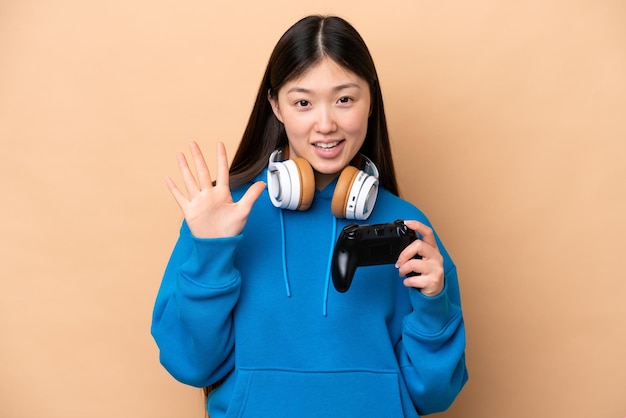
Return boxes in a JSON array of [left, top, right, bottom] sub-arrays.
[[280, 208, 338, 316], [323, 217, 338, 317], [279, 209, 292, 297]]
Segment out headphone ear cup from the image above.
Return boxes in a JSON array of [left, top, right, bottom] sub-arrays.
[[292, 157, 315, 210], [331, 166, 359, 218], [267, 161, 295, 209], [332, 166, 379, 220], [351, 174, 378, 220]]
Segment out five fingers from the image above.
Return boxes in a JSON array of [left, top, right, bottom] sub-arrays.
[[165, 141, 266, 238]]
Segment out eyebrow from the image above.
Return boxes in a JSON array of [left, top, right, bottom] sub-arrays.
[[285, 83, 362, 95]]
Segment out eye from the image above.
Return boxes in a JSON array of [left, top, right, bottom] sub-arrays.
[[295, 100, 310, 108], [337, 96, 353, 105]]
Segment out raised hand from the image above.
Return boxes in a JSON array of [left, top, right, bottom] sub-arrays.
[[165, 141, 266, 238], [395, 220, 445, 296]]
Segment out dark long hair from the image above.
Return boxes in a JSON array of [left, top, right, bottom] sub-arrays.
[[229, 15, 399, 196]]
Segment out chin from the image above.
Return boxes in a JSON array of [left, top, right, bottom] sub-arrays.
[[311, 162, 346, 176]]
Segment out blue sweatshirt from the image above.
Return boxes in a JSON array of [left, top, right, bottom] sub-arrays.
[[151, 172, 468, 417]]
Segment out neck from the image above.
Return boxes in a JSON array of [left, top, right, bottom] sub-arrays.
[[315, 172, 339, 191]]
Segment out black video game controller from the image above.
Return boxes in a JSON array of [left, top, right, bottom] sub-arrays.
[[331, 219, 422, 293]]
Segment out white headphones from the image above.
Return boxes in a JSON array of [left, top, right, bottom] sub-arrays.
[[267, 148, 379, 220]]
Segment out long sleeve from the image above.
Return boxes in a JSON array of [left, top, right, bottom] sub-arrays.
[[151, 222, 241, 387], [396, 259, 468, 415]]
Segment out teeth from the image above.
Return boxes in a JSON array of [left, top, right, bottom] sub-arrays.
[[315, 141, 341, 149]]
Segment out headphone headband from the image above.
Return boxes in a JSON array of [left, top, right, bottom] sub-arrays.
[[358, 155, 379, 179]]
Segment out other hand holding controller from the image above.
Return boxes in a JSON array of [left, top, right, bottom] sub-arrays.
[[331, 219, 444, 296], [396, 220, 444, 297]]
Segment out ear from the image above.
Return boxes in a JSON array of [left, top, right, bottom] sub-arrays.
[[268, 89, 284, 123]]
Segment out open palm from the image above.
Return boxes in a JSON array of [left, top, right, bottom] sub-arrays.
[[165, 141, 266, 238]]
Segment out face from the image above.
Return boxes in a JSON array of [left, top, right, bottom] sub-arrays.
[[269, 57, 371, 189]]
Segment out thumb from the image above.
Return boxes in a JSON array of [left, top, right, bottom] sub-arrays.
[[238, 181, 266, 211]]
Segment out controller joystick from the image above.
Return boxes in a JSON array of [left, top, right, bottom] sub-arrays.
[[331, 220, 422, 293]]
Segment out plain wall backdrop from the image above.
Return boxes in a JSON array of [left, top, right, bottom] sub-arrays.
[[1, 0, 625, 417]]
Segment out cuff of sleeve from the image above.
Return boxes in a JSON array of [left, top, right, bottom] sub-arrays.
[[407, 284, 456, 336], [179, 224, 243, 288]]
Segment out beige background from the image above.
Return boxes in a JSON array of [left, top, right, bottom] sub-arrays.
[[1, 0, 625, 417]]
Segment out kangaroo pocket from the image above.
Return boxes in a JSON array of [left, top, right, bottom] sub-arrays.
[[225, 368, 404, 418]]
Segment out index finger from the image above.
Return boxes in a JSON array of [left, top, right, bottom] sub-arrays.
[[403, 220, 438, 250]]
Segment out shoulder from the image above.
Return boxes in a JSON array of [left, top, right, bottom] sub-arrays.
[[369, 188, 431, 226], [374, 188, 458, 275]]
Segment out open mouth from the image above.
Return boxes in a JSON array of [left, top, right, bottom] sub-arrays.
[[314, 140, 344, 150]]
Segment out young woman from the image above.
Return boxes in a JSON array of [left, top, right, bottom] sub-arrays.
[[152, 15, 468, 417]]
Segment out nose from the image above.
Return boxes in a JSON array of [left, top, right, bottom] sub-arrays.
[[314, 106, 337, 134]]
